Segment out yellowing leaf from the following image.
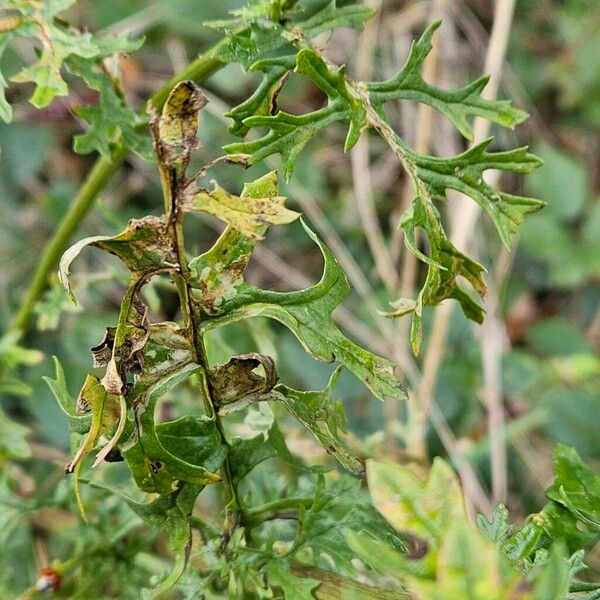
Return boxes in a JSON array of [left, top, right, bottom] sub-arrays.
[[185, 178, 299, 239]]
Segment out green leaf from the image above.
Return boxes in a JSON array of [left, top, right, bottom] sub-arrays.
[[184, 178, 300, 239], [59, 215, 178, 303], [274, 367, 363, 475], [0, 36, 13, 123], [266, 559, 319, 599], [290, 475, 401, 574], [229, 420, 317, 483], [347, 531, 411, 580], [225, 48, 367, 180], [477, 504, 511, 545], [68, 56, 151, 159], [188, 173, 404, 402], [5, 0, 143, 112], [409, 139, 545, 248], [225, 56, 295, 136], [546, 444, 600, 532], [366, 21, 528, 140], [408, 521, 519, 600], [0, 407, 31, 460], [118, 325, 223, 493], [295, 0, 375, 39], [90, 481, 203, 598], [43, 356, 91, 435], [34, 278, 82, 331], [214, 1, 374, 70], [533, 542, 570, 600], [195, 219, 405, 403], [366, 458, 466, 544], [383, 196, 486, 354]]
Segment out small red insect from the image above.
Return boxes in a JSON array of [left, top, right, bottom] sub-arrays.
[[35, 568, 61, 593]]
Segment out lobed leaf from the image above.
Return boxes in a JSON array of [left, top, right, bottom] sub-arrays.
[[266, 560, 319, 599], [194, 218, 406, 403], [184, 179, 299, 239], [366, 21, 528, 140], [410, 138, 545, 248], [225, 56, 295, 136], [68, 56, 151, 159], [384, 196, 487, 354], [228, 420, 319, 483], [225, 48, 367, 180]]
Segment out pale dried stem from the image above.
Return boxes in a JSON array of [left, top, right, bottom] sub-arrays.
[[351, 0, 399, 293], [417, 0, 518, 511]]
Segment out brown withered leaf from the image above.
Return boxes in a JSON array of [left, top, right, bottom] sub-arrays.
[[59, 215, 177, 303], [210, 353, 278, 406], [150, 80, 207, 171]]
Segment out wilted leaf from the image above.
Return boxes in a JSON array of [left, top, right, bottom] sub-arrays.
[[59, 215, 177, 302], [64, 373, 123, 517], [210, 352, 278, 407]]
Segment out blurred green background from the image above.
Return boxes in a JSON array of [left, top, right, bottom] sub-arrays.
[[0, 0, 598, 596]]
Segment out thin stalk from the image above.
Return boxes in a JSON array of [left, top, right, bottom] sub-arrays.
[[9, 39, 227, 333], [245, 497, 314, 525]]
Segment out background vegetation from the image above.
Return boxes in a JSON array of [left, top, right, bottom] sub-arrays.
[[0, 0, 598, 597]]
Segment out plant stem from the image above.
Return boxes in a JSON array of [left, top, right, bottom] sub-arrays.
[[9, 39, 227, 333], [245, 497, 314, 525]]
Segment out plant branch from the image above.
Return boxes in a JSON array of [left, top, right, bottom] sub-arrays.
[[9, 39, 227, 333]]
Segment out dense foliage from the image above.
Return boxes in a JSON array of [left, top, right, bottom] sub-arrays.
[[0, 1, 598, 598]]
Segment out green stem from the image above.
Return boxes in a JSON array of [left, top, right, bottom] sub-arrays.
[[245, 497, 314, 525], [9, 39, 227, 333]]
